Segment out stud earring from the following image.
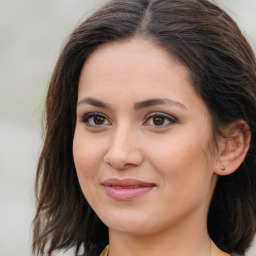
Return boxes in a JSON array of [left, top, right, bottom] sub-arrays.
[[221, 165, 225, 171]]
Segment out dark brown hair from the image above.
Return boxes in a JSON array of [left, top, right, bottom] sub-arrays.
[[33, 0, 256, 255]]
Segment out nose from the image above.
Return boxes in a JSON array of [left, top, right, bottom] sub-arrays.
[[103, 125, 144, 170]]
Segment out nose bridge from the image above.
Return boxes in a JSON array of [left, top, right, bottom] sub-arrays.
[[104, 121, 143, 169], [113, 122, 133, 149]]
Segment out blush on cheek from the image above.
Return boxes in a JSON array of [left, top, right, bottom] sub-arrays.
[[73, 143, 101, 184]]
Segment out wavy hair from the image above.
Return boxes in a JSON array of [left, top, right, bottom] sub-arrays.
[[33, 0, 256, 255]]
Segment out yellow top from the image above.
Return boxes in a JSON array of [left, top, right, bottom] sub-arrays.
[[211, 242, 230, 256], [100, 245, 109, 256], [100, 242, 231, 256]]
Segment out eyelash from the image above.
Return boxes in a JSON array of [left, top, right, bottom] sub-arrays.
[[80, 112, 177, 128], [143, 112, 177, 128], [80, 112, 111, 128]]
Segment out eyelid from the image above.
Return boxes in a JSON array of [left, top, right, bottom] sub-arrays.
[[145, 112, 177, 120], [79, 111, 177, 128], [143, 112, 178, 127], [80, 112, 111, 127]]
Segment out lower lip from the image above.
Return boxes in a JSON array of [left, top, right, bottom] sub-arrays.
[[103, 186, 155, 200]]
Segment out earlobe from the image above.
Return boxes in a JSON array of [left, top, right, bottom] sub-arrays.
[[214, 120, 251, 176]]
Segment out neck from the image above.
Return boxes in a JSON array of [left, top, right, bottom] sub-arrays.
[[105, 240, 228, 256], [108, 209, 218, 256], [109, 231, 213, 256]]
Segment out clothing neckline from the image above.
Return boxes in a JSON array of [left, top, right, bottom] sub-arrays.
[[100, 242, 231, 256]]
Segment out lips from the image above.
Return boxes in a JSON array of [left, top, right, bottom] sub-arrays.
[[102, 178, 156, 200]]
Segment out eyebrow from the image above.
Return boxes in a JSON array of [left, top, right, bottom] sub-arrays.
[[77, 97, 112, 109], [77, 97, 187, 110], [134, 98, 187, 110]]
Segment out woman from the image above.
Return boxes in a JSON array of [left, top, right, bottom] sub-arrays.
[[32, 0, 256, 255]]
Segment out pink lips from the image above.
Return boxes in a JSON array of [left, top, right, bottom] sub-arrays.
[[102, 178, 156, 200]]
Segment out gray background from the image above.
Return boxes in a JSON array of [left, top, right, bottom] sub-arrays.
[[0, 0, 255, 255]]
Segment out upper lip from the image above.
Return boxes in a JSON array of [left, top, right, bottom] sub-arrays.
[[102, 178, 156, 187]]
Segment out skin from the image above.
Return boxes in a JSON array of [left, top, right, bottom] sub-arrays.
[[73, 38, 231, 256]]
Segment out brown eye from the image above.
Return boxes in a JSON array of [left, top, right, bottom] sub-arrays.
[[152, 116, 165, 126], [81, 112, 111, 127], [94, 116, 105, 125], [143, 113, 177, 128]]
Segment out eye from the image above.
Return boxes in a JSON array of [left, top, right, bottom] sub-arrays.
[[143, 112, 177, 128], [80, 112, 111, 127]]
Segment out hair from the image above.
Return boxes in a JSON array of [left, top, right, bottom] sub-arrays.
[[32, 0, 256, 255]]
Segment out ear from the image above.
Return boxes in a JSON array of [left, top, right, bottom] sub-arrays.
[[214, 120, 251, 176]]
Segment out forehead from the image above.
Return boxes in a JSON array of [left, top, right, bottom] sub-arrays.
[[84, 38, 180, 68], [78, 38, 190, 96]]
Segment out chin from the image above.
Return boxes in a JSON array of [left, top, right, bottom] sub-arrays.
[[100, 211, 152, 235]]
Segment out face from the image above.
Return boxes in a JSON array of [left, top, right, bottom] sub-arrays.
[[73, 38, 220, 237]]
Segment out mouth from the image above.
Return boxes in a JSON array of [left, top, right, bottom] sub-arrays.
[[101, 178, 156, 200]]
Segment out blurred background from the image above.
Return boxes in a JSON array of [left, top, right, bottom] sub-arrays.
[[0, 0, 255, 255]]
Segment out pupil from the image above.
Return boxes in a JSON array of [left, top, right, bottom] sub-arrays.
[[153, 116, 164, 126], [94, 116, 104, 125]]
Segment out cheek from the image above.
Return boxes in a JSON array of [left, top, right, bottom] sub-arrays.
[[73, 128, 101, 171], [72, 128, 103, 193], [147, 130, 214, 196], [148, 136, 204, 170], [73, 129, 105, 212]]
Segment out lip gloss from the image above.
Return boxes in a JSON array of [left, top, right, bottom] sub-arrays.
[[102, 178, 156, 200], [104, 185, 154, 200]]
